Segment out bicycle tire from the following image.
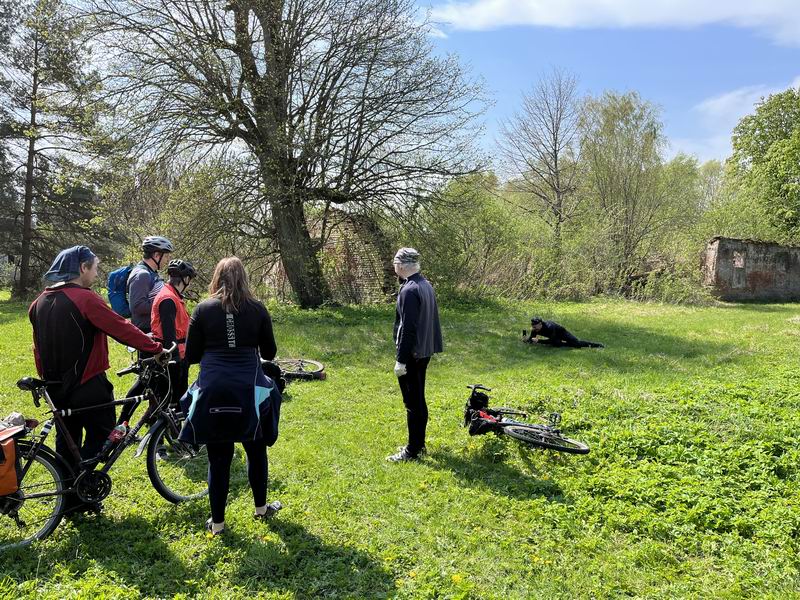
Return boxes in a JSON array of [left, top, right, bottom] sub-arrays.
[[146, 420, 209, 504], [274, 358, 325, 381], [0, 441, 67, 551], [502, 424, 590, 454]]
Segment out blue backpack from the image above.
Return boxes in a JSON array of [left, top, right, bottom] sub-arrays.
[[107, 265, 134, 317]]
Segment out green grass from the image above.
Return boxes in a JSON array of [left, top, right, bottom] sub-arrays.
[[1, 291, 800, 598]]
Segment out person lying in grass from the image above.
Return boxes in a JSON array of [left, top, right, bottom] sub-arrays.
[[522, 317, 604, 348]]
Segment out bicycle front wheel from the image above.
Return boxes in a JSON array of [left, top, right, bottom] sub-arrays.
[[0, 441, 67, 552], [503, 425, 590, 454], [275, 358, 325, 381], [146, 420, 209, 503]]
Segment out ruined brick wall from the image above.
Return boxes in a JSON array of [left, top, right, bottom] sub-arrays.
[[702, 237, 800, 301], [321, 224, 388, 304]]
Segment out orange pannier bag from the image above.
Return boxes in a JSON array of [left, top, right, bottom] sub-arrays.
[[0, 434, 21, 496]]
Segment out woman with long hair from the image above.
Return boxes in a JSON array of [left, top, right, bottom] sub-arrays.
[[180, 257, 282, 535]]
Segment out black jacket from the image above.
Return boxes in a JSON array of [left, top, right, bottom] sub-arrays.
[[393, 273, 443, 363]]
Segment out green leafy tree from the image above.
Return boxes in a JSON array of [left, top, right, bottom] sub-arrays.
[[754, 128, 800, 237], [580, 91, 666, 286], [731, 87, 800, 173], [728, 86, 800, 239], [1, 0, 105, 296]]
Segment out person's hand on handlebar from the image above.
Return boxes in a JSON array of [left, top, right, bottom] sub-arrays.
[[155, 342, 178, 366]]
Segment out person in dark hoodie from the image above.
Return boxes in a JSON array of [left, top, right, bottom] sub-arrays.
[[522, 317, 604, 348], [28, 246, 168, 513], [179, 256, 282, 536], [388, 248, 443, 463]]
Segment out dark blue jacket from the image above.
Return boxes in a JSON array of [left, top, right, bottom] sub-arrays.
[[179, 297, 280, 445], [393, 272, 443, 363], [178, 347, 281, 445]]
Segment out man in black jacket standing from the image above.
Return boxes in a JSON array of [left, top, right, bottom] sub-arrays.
[[388, 248, 443, 462]]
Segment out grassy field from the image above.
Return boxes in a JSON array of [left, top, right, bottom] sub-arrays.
[[1, 291, 800, 598]]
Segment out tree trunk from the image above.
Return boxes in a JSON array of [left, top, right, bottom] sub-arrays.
[[14, 40, 39, 299], [271, 193, 330, 308]]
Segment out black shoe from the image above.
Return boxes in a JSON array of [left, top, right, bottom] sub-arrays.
[[386, 446, 424, 462], [254, 500, 283, 520], [205, 517, 225, 536]]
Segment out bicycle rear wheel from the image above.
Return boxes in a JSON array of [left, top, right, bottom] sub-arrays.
[[503, 424, 590, 454], [0, 441, 67, 551], [146, 420, 209, 504], [274, 358, 325, 381]]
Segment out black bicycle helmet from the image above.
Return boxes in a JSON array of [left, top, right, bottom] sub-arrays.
[[167, 259, 196, 279], [141, 236, 174, 253]]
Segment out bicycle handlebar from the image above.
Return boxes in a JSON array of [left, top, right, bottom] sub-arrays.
[[467, 384, 492, 392], [116, 342, 178, 376]]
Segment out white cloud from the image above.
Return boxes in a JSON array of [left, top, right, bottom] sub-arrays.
[[669, 76, 800, 161], [431, 0, 800, 46]]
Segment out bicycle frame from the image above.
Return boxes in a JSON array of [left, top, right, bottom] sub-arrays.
[[17, 360, 175, 501]]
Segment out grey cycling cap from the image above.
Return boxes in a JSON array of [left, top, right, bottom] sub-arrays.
[[393, 247, 420, 265]]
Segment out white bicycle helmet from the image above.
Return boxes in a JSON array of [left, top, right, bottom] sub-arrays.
[[141, 236, 174, 253]]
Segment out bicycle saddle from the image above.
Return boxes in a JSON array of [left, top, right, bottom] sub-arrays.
[[16, 377, 61, 392]]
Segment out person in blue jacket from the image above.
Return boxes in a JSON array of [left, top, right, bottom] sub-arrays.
[[179, 256, 282, 535], [388, 248, 443, 462]]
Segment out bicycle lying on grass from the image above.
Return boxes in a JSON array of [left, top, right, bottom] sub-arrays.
[[1, 345, 209, 551], [261, 358, 325, 391], [265, 358, 325, 381], [462, 385, 590, 454]]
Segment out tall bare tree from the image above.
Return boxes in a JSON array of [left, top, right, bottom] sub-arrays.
[[87, 0, 484, 307], [499, 69, 582, 247]]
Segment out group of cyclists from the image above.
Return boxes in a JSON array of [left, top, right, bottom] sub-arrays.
[[27, 236, 285, 534], [25, 237, 443, 536]]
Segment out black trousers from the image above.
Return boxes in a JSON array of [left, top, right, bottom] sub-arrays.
[[54, 374, 116, 474], [206, 438, 268, 523], [397, 357, 431, 455]]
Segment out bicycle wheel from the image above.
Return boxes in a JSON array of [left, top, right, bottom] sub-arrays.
[[146, 420, 209, 503], [503, 424, 590, 454], [274, 358, 325, 381], [0, 441, 67, 551]]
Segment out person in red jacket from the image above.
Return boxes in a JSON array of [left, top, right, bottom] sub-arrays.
[[28, 246, 168, 495], [151, 259, 197, 406]]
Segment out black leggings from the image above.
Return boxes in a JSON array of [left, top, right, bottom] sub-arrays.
[[206, 438, 268, 523]]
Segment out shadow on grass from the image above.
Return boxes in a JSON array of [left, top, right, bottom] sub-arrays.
[[224, 519, 396, 598], [714, 302, 799, 313], [50, 513, 203, 597], [11, 506, 394, 598], [426, 444, 567, 502]]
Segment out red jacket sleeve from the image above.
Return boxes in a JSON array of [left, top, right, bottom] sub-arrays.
[[82, 291, 163, 354]]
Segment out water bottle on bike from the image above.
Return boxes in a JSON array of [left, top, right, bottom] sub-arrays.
[[100, 422, 128, 458]]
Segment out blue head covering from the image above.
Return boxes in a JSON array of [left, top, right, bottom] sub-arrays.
[[44, 245, 97, 282]]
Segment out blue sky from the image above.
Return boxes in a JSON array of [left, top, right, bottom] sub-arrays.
[[422, 0, 800, 164]]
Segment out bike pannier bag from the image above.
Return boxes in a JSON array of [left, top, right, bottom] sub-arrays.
[[0, 438, 19, 495]]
